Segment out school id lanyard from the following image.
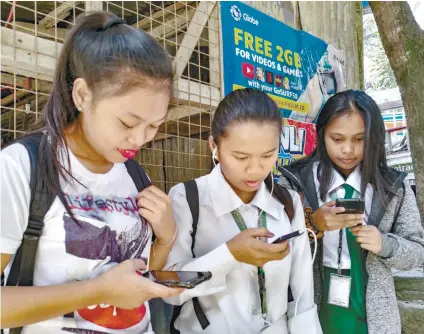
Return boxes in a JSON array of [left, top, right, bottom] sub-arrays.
[[230, 209, 268, 317], [330, 186, 360, 274]]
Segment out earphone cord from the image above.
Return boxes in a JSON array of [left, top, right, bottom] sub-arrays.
[[291, 227, 318, 330], [257, 172, 274, 223]]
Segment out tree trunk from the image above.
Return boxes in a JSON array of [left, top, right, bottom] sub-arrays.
[[370, 2, 424, 222]]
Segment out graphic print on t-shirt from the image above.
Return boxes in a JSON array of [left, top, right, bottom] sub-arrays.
[[61, 191, 152, 333]]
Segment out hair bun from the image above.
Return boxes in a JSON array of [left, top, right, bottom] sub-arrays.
[[98, 18, 126, 31]]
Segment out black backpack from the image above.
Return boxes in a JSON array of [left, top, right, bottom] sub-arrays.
[[2, 133, 151, 333]]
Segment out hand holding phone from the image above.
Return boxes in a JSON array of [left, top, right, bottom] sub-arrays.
[[142, 270, 212, 289], [227, 228, 290, 267], [310, 200, 365, 232]]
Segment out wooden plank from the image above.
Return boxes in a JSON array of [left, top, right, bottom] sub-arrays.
[[167, 106, 208, 121], [173, 79, 220, 107], [12, 21, 68, 41], [150, 9, 195, 39], [132, 2, 187, 29], [1, 28, 219, 109], [208, 4, 220, 88], [1, 47, 56, 82], [1, 73, 52, 94], [1, 27, 62, 56], [39, 2, 81, 28], [1, 90, 28, 106], [173, 1, 216, 80], [160, 113, 211, 137], [85, 1, 103, 11], [153, 133, 172, 141], [1, 26, 58, 81]]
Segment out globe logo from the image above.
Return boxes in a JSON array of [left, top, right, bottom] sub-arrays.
[[230, 5, 242, 21]]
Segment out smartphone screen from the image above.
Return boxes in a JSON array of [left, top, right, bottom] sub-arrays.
[[335, 198, 365, 214], [272, 230, 304, 244]]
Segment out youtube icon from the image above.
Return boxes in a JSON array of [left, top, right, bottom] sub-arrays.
[[242, 63, 255, 79]]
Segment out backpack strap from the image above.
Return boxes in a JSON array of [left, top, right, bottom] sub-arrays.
[[185, 180, 200, 258], [7, 133, 52, 288], [4, 133, 54, 334], [124, 159, 151, 192], [170, 180, 210, 333]]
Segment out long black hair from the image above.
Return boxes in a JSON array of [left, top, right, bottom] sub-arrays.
[[31, 12, 173, 213], [211, 88, 294, 220], [293, 90, 394, 203]]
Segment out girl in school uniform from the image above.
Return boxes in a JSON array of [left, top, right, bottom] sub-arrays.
[[278, 90, 424, 334], [164, 88, 322, 334]]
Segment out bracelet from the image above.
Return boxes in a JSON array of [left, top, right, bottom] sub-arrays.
[[304, 207, 324, 240], [154, 227, 178, 248]]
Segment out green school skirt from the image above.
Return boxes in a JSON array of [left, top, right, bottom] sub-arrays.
[[319, 267, 368, 334]]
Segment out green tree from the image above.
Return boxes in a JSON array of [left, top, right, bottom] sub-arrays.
[[370, 1, 424, 219], [363, 13, 397, 92]]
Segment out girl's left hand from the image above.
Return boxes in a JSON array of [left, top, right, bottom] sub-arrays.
[[137, 186, 176, 243], [350, 225, 382, 254]]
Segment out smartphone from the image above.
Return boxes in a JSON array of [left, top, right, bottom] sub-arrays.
[[272, 230, 304, 244], [335, 198, 365, 214], [142, 270, 212, 289]]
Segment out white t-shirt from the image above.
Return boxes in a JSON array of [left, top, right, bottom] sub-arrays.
[[1, 143, 153, 334]]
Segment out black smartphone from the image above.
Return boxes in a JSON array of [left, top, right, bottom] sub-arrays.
[[272, 230, 304, 244], [142, 270, 212, 289], [335, 198, 365, 214]]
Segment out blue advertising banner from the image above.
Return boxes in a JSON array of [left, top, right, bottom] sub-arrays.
[[220, 1, 346, 123]]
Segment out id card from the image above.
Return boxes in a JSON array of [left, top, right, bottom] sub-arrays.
[[328, 273, 351, 308]]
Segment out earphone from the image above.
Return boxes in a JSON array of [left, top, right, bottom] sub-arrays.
[[257, 172, 274, 225], [212, 147, 218, 166]]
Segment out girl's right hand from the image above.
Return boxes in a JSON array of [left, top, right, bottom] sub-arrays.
[[95, 259, 183, 309], [227, 228, 290, 267], [311, 200, 365, 231]]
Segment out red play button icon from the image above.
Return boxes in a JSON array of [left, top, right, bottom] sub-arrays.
[[242, 63, 255, 79]]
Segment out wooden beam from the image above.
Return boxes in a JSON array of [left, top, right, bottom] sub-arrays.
[[150, 9, 196, 39], [1, 28, 219, 110], [173, 79, 220, 108], [167, 106, 209, 121], [132, 2, 187, 30], [208, 4, 220, 88], [39, 2, 81, 28], [1, 27, 60, 82], [13, 21, 68, 41], [1, 73, 52, 94], [153, 133, 172, 141], [1, 90, 28, 106], [173, 1, 216, 80], [16, 94, 49, 113], [166, 29, 210, 48], [85, 1, 103, 11]]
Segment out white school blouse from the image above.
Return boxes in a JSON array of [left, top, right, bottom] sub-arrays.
[[313, 162, 373, 269], [164, 165, 321, 334]]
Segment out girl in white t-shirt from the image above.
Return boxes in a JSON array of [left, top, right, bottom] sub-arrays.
[[164, 89, 321, 334], [1, 12, 181, 334]]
